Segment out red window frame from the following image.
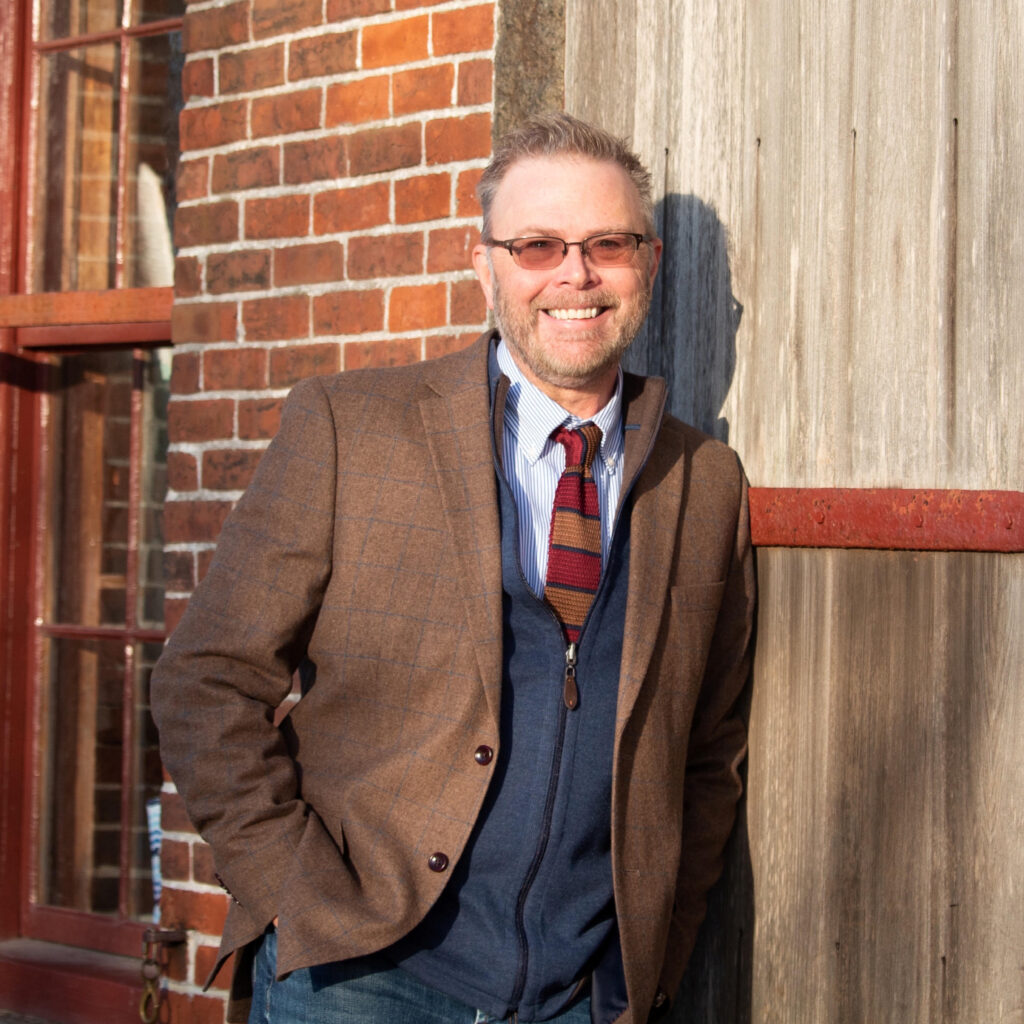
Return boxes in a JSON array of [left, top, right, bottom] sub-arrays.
[[1, 0, 181, 962]]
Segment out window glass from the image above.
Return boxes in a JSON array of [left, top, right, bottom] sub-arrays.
[[41, 0, 124, 39], [34, 44, 121, 292], [125, 32, 181, 288], [35, 350, 169, 920]]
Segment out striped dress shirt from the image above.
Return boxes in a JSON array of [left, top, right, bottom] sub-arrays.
[[493, 339, 625, 598]]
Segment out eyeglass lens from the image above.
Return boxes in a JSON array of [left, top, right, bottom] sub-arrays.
[[512, 233, 640, 269]]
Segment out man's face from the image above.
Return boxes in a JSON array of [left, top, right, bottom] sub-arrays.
[[472, 155, 662, 406]]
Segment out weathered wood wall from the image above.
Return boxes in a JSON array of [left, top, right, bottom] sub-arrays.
[[564, 1, 1024, 1020]]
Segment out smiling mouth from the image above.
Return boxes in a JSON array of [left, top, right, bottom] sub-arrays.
[[543, 306, 606, 321]]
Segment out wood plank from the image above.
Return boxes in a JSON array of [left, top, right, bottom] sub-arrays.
[[746, 550, 1024, 1023], [0, 287, 173, 328]]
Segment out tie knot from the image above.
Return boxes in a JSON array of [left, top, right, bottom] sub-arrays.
[[552, 423, 602, 473]]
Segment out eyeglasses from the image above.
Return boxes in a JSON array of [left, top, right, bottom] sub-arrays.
[[484, 232, 650, 270]]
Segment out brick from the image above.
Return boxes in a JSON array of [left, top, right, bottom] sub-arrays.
[[458, 57, 492, 105], [426, 112, 491, 164], [328, 0, 389, 19], [238, 398, 284, 439], [196, 947, 232, 992], [203, 347, 269, 390], [179, 100, 247, 150], [395, 172, 450, 224], [164, 992, 228, 1024], [289, 31, 358, 80], [456, 168, 483, 217], [167, 451, 199, 492], [183, 3, 248, 52], [168, 397, 234, 442], [192, 842, 218, 888], [389, 282, 446, 331], [171, 301, 238, 345], [197, 548, 217, 583], [274, 241, 344, 287], [314, 289, 385, 335], [203, 449, 264, 491], [284, 136, 347, 184], [175, 255, 202, 298], [161, 838, 191, 882], [182, 57, 214, 99], [393, 63, 454, 116], [451, 277, 487, 323], [252, 87, 322, 138], [313, 182, 389, 234], [164, 548, 196, 592], [432, 4, 494, 55], [427, 225, 478, 272], [245, 194, 310, 239], [168, 399, 234, 442], [164, 598, 189, 633], [165, 939, 188, 983], [344, 337, 422, 369], [176, 158, 208, 202], [253, 0, 322, 40], [161, 791, 196, 834], [219, 44, 285, 94], [347, 123, 421, 176], [211, 147, 280, 192], [207, 249, 272, 294], [362, 15, 429, 69], [396, 0, 448, 6], [170, 352, 200, 395], [325, 75, 389, 127], [161, 887, 230, 937], [426, 331, 479, 359], [174, 201, 239, 248], [270, 343, 341, 386], [347, 232, 423, 279], [243, 294, 310, 340]]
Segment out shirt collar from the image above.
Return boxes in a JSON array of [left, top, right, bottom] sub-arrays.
[[494, 338, 624, 472]]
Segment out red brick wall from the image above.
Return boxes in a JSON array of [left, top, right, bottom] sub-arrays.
[[161, 2, 495, 1015]]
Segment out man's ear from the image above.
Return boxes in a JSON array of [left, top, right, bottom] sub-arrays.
[[472, 243, 495, 310], [646, 236, 663, 288]]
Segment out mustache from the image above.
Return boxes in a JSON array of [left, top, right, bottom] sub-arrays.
[[530, 293, 622, 312]]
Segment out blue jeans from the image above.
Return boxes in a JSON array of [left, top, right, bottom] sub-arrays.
[[248, 928, 592, 1024]]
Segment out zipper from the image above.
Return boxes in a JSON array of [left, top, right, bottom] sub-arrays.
[[563, 641, 579, 709]]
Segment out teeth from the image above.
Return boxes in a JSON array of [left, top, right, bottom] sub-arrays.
[[546, 307, 602, 320]]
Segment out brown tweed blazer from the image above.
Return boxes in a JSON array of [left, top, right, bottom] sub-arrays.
[[151, 331, 755, 1023]]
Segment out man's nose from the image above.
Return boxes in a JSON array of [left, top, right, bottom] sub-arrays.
[[555, 241, 599, 285]]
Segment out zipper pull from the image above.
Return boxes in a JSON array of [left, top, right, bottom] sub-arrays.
[[563, 642, 579, 710]]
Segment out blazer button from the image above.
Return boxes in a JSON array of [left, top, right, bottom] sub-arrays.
[[428, 852, 449, 873], [474, 745, 493, 765]]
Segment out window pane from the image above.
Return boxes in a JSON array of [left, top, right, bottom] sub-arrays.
[[37, 638, 162, 920], [124, 33, 181, 288], [46, 351, 134, 628], [41, 0, 124, 40], [134, 0, 186, 24], [34, 44, 121, 292]]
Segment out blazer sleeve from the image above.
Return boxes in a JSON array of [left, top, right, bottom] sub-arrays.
[[659, 468, 756, 999], [151, 375, 339, 929]]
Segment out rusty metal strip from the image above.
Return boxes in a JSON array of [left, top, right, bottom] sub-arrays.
[[749, 488, 1023, 552]]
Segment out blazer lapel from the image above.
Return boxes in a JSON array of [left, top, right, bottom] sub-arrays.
[[419, 335, 504, 726], [616, 375, 684, 733]]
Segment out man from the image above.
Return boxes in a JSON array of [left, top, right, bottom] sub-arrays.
[[152, 112, 755, 1024]]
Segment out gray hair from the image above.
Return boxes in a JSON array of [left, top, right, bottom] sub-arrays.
[[477, 112, 655, 238]]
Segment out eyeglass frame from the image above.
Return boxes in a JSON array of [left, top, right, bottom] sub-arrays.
[[482, 231, 652, 269]]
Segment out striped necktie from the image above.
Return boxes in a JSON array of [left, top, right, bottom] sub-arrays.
[[544, 423, 603, 645]]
